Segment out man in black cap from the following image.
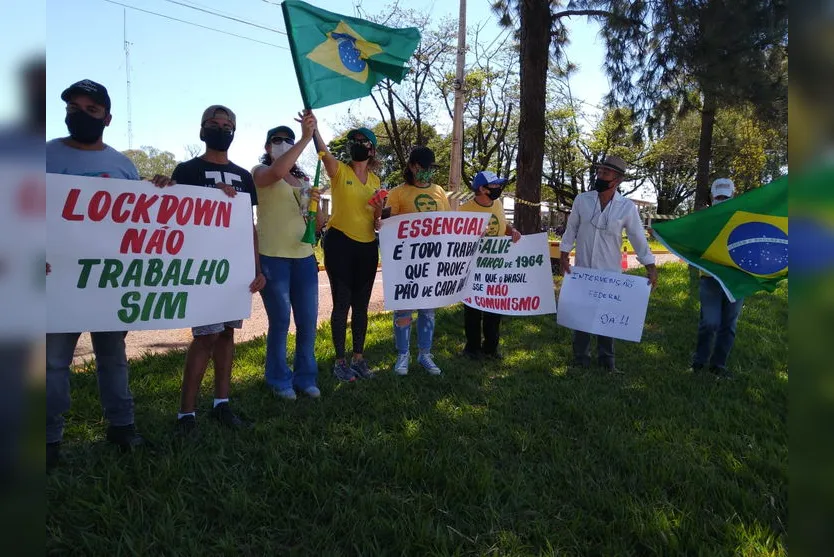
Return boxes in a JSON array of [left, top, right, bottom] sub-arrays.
[[560, 154, 658, 374], [45, 79, 144, 469]]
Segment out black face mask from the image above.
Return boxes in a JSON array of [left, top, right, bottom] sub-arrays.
[[486, 186, 503, 200], [594, 178, 613, 192], [350, 143, 370, 162], [202, 127, 234, 152], [65, 110, 106, 144]]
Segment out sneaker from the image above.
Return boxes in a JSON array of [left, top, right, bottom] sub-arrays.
[[175, 414, 197, 436], [460, 349, 481, 360], [710, 366, 734, 380], [417, 353, 442, 375], [301, 386, 321, 398], [333, 360, 357, 382], [274, 388, 297, 400], [210, 402, 249, 428], [483, 351, 503, 361], [350, 358, 376, 379], [46, 442, 61, 471], [105, 424, 145, 452], [393, 353, 410, 376]]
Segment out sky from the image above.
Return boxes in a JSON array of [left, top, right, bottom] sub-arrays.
[[3, 0, 652, 198]]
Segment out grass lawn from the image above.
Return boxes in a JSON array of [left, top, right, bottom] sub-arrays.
[[46, 264, 787, 556]]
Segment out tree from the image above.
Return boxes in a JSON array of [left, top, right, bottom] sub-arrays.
[[122, 146, 177, 179], [183, 144, 202, 159], [581, 0, 788, 209]]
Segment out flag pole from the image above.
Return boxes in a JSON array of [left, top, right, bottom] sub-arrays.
[[448, 0, 466, 209]]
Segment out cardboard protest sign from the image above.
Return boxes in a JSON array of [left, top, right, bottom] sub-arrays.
[[556, 266, 651, 342], [46, 174, 254, 333], [462, 233, 557, 315]]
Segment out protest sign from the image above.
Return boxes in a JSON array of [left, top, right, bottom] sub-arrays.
[[556, 266, 651, 342], [462, 233, 557, 316], [0, 164, 45, 339], [46, 174, 255, 333], [380, 211, 489, 310]]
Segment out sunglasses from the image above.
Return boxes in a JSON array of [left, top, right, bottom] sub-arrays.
[[350, 138, 373, 147], [270, 136, 294, 145]]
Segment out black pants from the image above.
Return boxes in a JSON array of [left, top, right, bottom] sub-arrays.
[[322, 228, 379, 359], [463, 305, 502, 354], [572, 331, 615, 369]]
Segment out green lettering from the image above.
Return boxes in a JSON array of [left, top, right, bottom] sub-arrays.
[[196, 260, 217, 285], [155, 292, 188, 319], [145, 259, 163, 286], [181, 259, 195, 286], [140, 292, 156, 321], [162, 259, 182, 287], [76, 259, 101, 288], [118, 291, 141, 323], [98, 259, 123, 288], [215, 259, 229, 284], [122, 259, 143, 287]]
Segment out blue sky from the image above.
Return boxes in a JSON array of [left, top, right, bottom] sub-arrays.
[[8, 0, 613, 181]]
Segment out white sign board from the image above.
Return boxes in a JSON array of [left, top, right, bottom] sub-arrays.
[[380, 211, 489, 310], [556, 266, 651, 342], [46, 174, 255, 333], [462, 233, 557, 315]]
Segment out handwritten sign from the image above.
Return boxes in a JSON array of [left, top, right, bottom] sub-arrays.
[[380, 211, 489, 310], [462, 233, 557, 315], [556, 266, 651, 342], [46, 174, 254, 333]]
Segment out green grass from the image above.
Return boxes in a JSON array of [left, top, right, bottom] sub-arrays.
[[47, 263, 787, 556]]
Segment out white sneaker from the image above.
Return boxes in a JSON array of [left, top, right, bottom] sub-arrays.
[[417, 353, 442, 375], [393, 353, 410, 375]]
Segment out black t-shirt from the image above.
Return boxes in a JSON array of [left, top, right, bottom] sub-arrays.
[[171, 157, 258, 207]]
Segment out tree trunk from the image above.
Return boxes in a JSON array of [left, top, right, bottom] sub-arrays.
[[514, 0, 551, 233], [694, 91, 716, 210]]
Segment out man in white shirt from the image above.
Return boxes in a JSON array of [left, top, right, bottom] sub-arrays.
[[560, 155, 658, 372]]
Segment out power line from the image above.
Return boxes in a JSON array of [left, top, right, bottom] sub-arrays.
[[100, 0, 289, 50], [158, 0, 287, 35]]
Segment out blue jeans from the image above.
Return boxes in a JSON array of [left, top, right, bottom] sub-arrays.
[[393, 309, 435, 355], [46, 331, 133, 444], [259, 255, 319, 391], [693, 276, 744, 371]]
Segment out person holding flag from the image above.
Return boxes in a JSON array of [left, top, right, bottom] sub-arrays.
[[252, 114, 324, 399]]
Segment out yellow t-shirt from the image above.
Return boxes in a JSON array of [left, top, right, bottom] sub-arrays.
[[386, 183, 451, 215], [327, 161, 379, 243], [459, 198, 507, 236], [252, 165, 314, 259]]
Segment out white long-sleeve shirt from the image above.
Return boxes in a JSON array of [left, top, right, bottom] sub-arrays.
[[561, 191, 655, 272]]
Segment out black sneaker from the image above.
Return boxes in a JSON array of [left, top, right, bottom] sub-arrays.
[[210, 402, 249, 428], [710, 366, 734, 380], [175, 414, 197, 436], [483, 351, 503, 361], [460, 349, 481, 360], [46, 442, 61, 471], [350, 358, 376, 379], [333, 360, 357, 382], [106, 424, 145, 452]]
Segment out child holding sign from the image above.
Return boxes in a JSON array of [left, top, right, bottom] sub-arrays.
[[384, 147, 450, 375], [459, 171, 521, 359]]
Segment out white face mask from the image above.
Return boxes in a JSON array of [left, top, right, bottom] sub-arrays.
[[271, 142, 291, 159]]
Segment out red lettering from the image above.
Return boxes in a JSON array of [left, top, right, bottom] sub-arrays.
[[132, 193, 159, 223], [466, 218, 481, 236], [397, 220, 409, 239], [432, 217, 443, 236], [157, 195, 178, 225], [215, 201, 231, 228], [89, 191, 112, 222], [145, 228, 166, 254], [176, 197, 194, 226], [119, 228, 147, 254], [194, 198, 218, 226], [442, 218, 453, 235], [166, 230, 185, 255], [453, 218, 464, 234], [422, 218, 433, 236], [61, 188, 84, 221], [112, 192, 135, 223]]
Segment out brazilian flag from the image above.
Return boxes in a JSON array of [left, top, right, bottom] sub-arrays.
[[281, 0, 421, 109], [651, 176, 788, 302]]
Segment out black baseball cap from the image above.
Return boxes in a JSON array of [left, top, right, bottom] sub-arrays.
[[265, 125, 296, 144], [408, 146, 436, 169], [61, 79, 111, 112]]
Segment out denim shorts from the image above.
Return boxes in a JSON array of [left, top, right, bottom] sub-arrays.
[[191, 320, 243, 337]]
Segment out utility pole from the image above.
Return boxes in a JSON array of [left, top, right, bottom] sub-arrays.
[[448, 0, 466, 208], [124, 9, 134, 149]]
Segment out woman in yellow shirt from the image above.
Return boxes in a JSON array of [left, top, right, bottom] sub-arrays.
[[384, 146, 450, 376], [312, 116, 384, 382], [252, 114, 323, 400]]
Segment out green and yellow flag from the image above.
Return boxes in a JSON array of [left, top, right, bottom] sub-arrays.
[[281, 0, 421, 109], [651, 176, 789, 302]]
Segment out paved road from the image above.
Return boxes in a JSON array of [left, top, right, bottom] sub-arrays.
[[72, 254, 680, 364]]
